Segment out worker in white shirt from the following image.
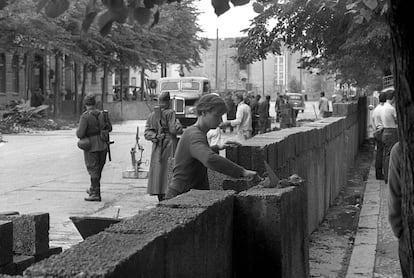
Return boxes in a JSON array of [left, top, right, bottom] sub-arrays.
[[371, 92, 386, 180], [221, 92, 253, 141], [380, 89, 398, 183]]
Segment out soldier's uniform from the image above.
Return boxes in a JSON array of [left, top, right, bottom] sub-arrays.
[[76, 95, 112, 201]]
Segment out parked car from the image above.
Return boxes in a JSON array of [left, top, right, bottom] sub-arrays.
[[286, 93, 305, 113]]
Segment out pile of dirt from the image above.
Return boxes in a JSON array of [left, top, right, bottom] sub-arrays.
[[0, 100, 77, 134]]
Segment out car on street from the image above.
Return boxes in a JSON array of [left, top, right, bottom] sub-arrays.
[[286, 93, 306, 113]]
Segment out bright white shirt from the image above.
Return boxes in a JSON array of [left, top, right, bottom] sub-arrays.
[[380, 101, 397, 128], [230, 101, 252, 133], [371, 103, 384, 130]]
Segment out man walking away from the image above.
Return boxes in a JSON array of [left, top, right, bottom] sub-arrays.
[[76, 94, 112, 202], [371, 92, 387, 180], [318, 91, 329, 118], [380, 89, 398, 183]]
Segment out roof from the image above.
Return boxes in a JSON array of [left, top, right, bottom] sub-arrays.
[[158, 77, 209, 81]]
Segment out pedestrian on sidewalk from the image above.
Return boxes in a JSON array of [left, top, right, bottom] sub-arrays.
[[380, 89, 398, 183], [318, 91, 329, 118], [371, 92, 387, 180], [165, 94, 257, 199], [388, 142, 410, 277], [76, 94, 112, 202], [144, 91, 183, 202]]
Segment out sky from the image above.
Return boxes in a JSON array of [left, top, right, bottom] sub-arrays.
[[194, 1, 257, 39]]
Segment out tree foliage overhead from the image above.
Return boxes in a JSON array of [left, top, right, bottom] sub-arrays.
[[0, 0, 207, 71], [234, 0, 392, 89]]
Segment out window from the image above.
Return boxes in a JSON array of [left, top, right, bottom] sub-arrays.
[[161, 81, 179, 91], [12, 54, 19, 92], [91, 67, 97, 85], [181, 81, 199, 90], [0, 54, 5, 93], [275, 55, 285, 86]]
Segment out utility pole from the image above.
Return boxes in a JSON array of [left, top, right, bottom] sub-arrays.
[[225, 58, 227, 91], [215, 29, 219, 91], [262, 59, 265, 96]]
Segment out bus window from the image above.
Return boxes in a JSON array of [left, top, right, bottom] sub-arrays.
[[182, 81, 199, 90], [161, 81, 179, 91]]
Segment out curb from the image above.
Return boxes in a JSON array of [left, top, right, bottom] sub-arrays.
[[345, 164, 381, 277]]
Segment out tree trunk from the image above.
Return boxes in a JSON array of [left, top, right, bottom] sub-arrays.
[[54, 53, 62, 118], [140, 67, 145, 101], [102, 63, 108, 110], [79, 63, 87, 114], [74, 62, 79, 116], [389, 1, 414, 276], [120, 68, 123, 116]]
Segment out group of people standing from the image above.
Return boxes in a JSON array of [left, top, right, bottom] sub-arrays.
[[145, 91, 258, 201], [75, 92, 258, 203], [371, 89, 410, 277]]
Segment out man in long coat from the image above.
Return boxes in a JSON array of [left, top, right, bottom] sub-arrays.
[[144, 92, 183, 201]]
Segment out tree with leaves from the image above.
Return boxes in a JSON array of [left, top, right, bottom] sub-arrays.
[[234, 0, 391, 90]]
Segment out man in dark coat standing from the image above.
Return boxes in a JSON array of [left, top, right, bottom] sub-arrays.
[[76, 94, 112, 201]]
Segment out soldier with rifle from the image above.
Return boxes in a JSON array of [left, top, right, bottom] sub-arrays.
[[144, 91, 183, 202], [76, 94, 112, 202]]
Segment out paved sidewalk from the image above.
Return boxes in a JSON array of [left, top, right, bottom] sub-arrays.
[[345, 165, 401, 277]]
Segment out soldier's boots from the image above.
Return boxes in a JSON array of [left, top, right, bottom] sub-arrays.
[[85, 178, 101, 202]]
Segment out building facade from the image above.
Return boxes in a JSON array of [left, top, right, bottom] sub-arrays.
[[184, 38, 335, 100]]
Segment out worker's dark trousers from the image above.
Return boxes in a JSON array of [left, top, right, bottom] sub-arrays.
[[374, 132, 384, 178], [382, 128, 398, 183]]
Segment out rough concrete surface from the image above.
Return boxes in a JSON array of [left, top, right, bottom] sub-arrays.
[[309, 143, 373, 278], [373, 181, 402, 278]]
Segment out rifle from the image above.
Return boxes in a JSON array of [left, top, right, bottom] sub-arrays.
[[153, 106, 165, 162], [102, 110, 114, 161]]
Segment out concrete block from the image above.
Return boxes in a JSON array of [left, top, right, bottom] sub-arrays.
[[225, 147, 238, 163], [12, 213, 49, 256], [25, 231, 166, 278], [238, 146, 252, 169], [207, 169, 228, 190], [159, 189, 235, 209], [234, 186, 309, 278], [0, 262, 16, 276], [13, 255, 35, 275], [250, 146, 267, 176], [163, 192, 234, 278], [0, 221, 13, 266], [26, 193, 235, 278], [34, 246, 62, 262]]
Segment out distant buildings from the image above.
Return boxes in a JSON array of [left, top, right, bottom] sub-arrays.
[[183, 38, 335, 100]]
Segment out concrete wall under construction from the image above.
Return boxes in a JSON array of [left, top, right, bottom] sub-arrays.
[[19, 98, 366, 278]]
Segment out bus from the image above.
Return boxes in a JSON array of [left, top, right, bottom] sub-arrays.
[[157, 77, 211, 127]]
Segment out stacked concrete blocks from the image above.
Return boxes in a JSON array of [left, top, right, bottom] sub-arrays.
[[233, 186, 309, 278], [0, 213, 61, 276], [25, 190, 236, 278], [11, 213, 49, 256], [0, 221, 13, 270]]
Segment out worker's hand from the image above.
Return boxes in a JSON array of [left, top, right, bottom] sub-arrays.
[[243, 169, 257, 180], [216, 140, 241, 150], [156, 134, 165, 141], [223, 140, 241, 148], [219, 121, 229, 128]]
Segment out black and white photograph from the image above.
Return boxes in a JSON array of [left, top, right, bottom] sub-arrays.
[[0, 0, 413, 277]]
